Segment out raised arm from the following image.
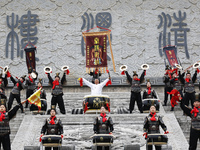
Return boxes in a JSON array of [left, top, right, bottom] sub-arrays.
[[61, 73, 66, 85], [180, 99, 192, 117], [125, 71, 132, 84], [10, 76, 17, 85], [139, 70, 146, 83], [8, 105, 20, 120], [3, 74, 8, 87], [192, 70, 197, 83], [82, 78, 93, 88], [47, 73, 54, 85], [179, 71, 185, 84], [99, 78, 109, 87]]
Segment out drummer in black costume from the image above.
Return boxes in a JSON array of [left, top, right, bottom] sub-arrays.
[[143, 79, 157, 99], [93, 106, 114, 150], [143, 105, 169, 150], [41, 108, 63, 150]]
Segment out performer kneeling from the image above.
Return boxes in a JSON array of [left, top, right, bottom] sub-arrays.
[[143, 105, 169, 150], [180, 96, 200, 150], [0, 100, 26, 150], [143, 79, 157, 99], [41, 108, 63, 150], [93, 106, 114, 150]]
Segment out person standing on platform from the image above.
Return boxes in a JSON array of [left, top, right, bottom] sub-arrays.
[[40, 108, 63, 150], [25, 68, 38, 108], [47, 72, 66, 114], [93, 106, 114, 150], [180, 95, 200, 150], [163, 65, 173, 106], [143, 105, 169, 150], [179, 70, 198, 108], [0, 100, 27, 150], [125, 70, 146, 113], [8, 75, 26, 113]]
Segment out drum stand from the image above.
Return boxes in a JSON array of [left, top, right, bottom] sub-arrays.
[[40, 143, 62, 150], [94, 138, 111, 150], [146, 139, 170, 150]]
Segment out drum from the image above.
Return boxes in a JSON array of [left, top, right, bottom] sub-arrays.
[[142, 99, 160, 113], [41, 135, 62, 147], [147, 134, 168, 145], [93, 134, 113, 146], [83, 95, 110, 114], [30, 99, 47, 114]]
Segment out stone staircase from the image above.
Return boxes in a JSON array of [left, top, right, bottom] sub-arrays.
[[161, 94, 200, 150], [10, 91, 189, 150]]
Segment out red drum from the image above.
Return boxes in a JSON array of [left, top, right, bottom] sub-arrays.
[[147, 134, 168, 145], [83, 95, 110, 114], [142, 99, 160, 113], [93, 134, 113, 146], [41, 135, 62, 147]]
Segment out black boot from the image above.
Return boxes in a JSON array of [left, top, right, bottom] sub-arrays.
[[170, 107, 174, 111]]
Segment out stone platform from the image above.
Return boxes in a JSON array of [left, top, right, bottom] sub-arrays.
[[9, 91, 189, 150]]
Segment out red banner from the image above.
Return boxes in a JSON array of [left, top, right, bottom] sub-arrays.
[[163, 46, 178, 67], [86, 35, 107, 68], [24, 47, 36, 71]]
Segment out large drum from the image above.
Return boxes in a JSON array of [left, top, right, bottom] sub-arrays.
[[83, 95, 110, 114], [30, 99, 47, 115], [142, 99, 160, 113], [41, 135, 62, 147], [93, 134, 114, 146], [147, 134, 168, 145]]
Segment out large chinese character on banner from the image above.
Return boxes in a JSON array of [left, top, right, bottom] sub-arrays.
[[82, 28, 116, 73]]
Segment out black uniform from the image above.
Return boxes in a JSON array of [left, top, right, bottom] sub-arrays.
[[180, 100, 200, 150], [143, 88, 157, 99], [125, 70, 145, 113], [143, 113, 167, 150], [0, 105, 20, 150], [0, 74, 8, 96], [179, 71, 197, 108], [93, 113, 114, 150], [8, 76, 24, 112], [89, 71, 101, 83], [25, 72, 38, 108], [41, 116, 63, 150], [47, 73, 66, 114], [163, 74, 173, 105]]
